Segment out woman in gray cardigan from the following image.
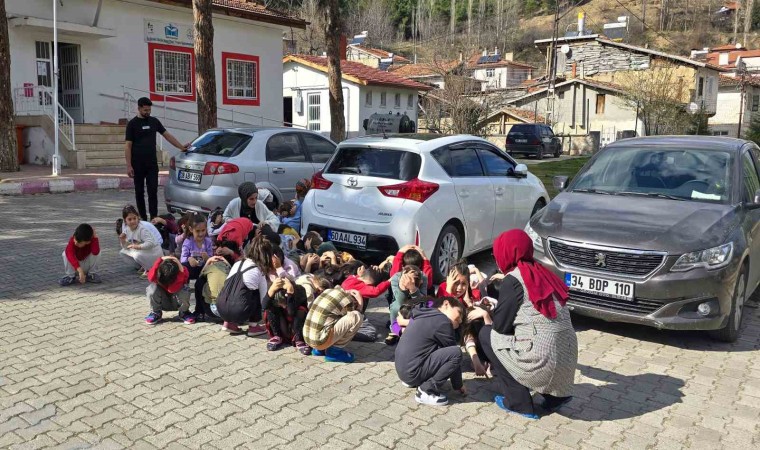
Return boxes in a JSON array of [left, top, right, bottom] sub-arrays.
[[479, 229, 578, 419]]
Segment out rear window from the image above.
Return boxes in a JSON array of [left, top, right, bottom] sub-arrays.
[[508, 125, 536, 136], [189, 131, 252, 157], [325, 147, 421, 180]]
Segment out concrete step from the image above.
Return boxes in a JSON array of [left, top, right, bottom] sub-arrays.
[[75, 125, 124, 135], [76, 134, 124, 144], [86, 157, 126, 168], [85, 150, 125, 159], [77, 143, 124, 152]]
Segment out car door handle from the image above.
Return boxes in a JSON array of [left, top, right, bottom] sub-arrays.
[[272, 168, 285, 174], [494, 188, 505, 195], [459, 191, 470, 198]]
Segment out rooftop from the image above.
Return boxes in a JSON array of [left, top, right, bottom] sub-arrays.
[[350, 45, 412, 64], [283, 55, 433, 90], [390, 61, 462, 78], [154, 0, 307, 28]]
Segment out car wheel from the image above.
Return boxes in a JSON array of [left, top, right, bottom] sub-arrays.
[[537, 147, 544, 160], [554, 146, 561, 158], [709, 269, 746, 343], [531, 199, 547, 218], [432, 224, 462, 284]]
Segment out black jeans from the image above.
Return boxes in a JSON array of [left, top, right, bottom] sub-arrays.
[[133, 158, 159, 220], [410, 346, 463, 395], [264, 306, 307, 343], [182, 263, 207, 316], [479, 325, 535, 415]]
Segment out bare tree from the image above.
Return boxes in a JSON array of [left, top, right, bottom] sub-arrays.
[[0, 0, 17, 171], [349, 0, 396, 46], [420, 60, 488, 135], [318, 0, 346, 142], [297, 0, 324, 54], [450, 0, 457, 33], [193, 0, 217, 134]]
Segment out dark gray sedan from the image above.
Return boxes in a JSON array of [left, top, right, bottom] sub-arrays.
[[527, 136, 760, 342]]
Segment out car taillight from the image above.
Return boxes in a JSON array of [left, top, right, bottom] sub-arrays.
[[378, 178, 439, 203], [312, 171, 333, 190], [531, 137, 542, 145], [203, 162, 239, 175], [169, 157, 175, 170]]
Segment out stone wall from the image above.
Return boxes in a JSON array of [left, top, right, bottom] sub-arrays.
[[560, 41, 650, 76]]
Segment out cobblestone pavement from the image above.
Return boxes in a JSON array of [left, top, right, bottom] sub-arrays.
[[2, 190, 760, 450]]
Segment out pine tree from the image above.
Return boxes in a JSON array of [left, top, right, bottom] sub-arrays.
[[745, 113, 760, 144]]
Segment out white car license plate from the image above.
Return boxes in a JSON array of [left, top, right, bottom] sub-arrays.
[[565, 273, 634, 300], [178, 170, 202, 184], [328, 230, 367, 249], [515, 139, 528, 143]]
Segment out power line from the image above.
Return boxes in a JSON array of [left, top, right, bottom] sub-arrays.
[[610, 0, 678, 48]]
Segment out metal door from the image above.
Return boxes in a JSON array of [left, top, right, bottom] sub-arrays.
[[59, 44, 83, 123]]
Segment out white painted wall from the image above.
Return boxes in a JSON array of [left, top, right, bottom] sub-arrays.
[[709, 86, 760, 137], [471, 66, 530, 90], [282, 61, 419, 139], [8, 0, 288, 149]]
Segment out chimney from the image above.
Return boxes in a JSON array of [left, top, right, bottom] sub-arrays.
[[459, 52, 463, 62], [339, 35, 347, 60], [494, 46, 499, 55], [572, 62, 577, 78], [578, 12, 586, 35], [482, 49, 488, 57]]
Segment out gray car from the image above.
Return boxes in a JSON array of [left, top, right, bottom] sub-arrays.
[[527, 136, 760, 342], [165, 127, 337, 214]]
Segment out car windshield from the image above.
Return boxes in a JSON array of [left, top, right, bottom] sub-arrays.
[[508, 125, 534, 136], [569, 146, 733, 204], [189, 131, 252, 157], [325, 146, 421, 180]]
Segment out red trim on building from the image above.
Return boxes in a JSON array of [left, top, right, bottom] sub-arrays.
[[148, 43, 196, 102], [222, 52, 261, 106]]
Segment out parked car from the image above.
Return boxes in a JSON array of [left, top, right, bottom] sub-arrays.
[[505, 124, 562, 159], [301, 134, 550, 281], [528, 136, 760, 342], [165, 127, 337, 214]]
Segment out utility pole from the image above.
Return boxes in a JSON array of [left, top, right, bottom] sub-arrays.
[[734, 0, 741, 44], [738, 61, 748, 137], [546, 3, 561, 125]]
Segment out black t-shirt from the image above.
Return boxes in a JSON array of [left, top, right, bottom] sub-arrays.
[[125, 116, 167, 162]]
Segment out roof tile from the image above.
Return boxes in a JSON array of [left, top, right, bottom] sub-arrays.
[[284, 55, 433, 90]]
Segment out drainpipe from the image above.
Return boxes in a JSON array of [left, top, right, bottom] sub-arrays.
[[92, 0, 104, 27]]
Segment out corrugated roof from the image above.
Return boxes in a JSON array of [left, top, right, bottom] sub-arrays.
[[390, 61, 462, 78], [283, 55, 433, 90], [465, 51, 536, 70], [483, 107, 546, 124], [351, 45, 412, 64], [150, 0, 307, 28]]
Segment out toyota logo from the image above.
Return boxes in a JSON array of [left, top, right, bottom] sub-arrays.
[[595, 252, 607, 268], [347, 177, 358, 187]]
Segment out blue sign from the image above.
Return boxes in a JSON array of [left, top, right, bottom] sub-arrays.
[[165, 24, 179, 39]]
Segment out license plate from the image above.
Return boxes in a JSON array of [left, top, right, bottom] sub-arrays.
[[327, 230, 367, 249], [565, 273, 634, 300], [178, 170, 202, 184], [515, 139, 528, 143]]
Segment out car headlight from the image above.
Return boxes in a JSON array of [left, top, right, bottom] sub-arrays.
[[525, 224, 544, 253], [671, 243, 734, 272]]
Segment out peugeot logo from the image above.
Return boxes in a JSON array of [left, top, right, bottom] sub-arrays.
[[347, 177, 358, 187], [595, 252, 607, 268]]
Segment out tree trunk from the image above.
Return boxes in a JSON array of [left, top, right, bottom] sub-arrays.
[[323, 0, 346, 142], [468, 0, 473, 35], [0, 0, 17, 172], [734, 0, 740, 43], [193, 0, 217, 135], [450, 0, 457, 33], [745, 0, 755, 46]]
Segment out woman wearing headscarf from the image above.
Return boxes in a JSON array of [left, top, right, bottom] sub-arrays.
[[479, 229, 577, 419], [222, 182, 280, 230]]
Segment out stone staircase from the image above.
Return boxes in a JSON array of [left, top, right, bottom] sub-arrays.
[[77, 124, 125, 168]]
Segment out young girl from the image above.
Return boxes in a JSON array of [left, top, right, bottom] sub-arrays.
[[180, 214, 214, 319], [394, 296, 467, 407], [175, 212, 195, 251], [437, 260, 482, 307], [119, 205, 164, 275], [262, 277, 311, 355], [222, 236, 274, 336]]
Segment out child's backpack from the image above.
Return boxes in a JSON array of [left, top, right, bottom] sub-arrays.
[[215, 263, 261, 324]]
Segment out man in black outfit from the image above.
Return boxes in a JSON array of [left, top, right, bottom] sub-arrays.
[[125, 97, 189, 220]]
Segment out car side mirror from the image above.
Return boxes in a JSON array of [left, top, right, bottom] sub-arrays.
[[748, 189, 760, 210], [513, 164, 528, 178], [553, 175, 569, 191], [755, 189, 760, 204]]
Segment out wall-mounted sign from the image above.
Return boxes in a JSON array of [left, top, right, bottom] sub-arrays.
[[144, 19, 194, 47]]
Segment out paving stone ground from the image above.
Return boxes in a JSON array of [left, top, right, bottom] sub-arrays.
[[1, 190, 760, 449]]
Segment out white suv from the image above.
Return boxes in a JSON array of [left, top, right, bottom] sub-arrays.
[[301, 134, 550, 281]]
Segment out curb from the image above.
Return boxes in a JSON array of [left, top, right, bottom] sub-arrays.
[[0, 176, 169, 196]]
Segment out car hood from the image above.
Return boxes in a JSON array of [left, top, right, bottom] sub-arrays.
[[532, 193, 740, 254]]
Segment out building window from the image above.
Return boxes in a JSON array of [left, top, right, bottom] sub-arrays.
[[752, 95, 759, 112], [307, 93, 321, 131], [394, 93, 401, 108], [407, 94, 414, 108], [149, 43, 195, 101], [380, 92, 387, 107], [35, 42, 52, 88], [698, 76, 704, 97], [712, 131, 729, 136], [486, 68, 495, 77], [596, 94, 606, 114], [222, 52, 259, 106], [365, 91, 372, 106]]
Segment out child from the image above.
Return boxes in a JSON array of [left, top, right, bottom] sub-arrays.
[[341, 264, 391, 303], [207, 208, 225, 237], [180, 214, 214, 318], [390, 245, 434, 291], [281, 178, 310, 231], [151, 214, 179, 255], [221, 236, 273, 336], [438, 260, 481, 307], [272, 245, 301, 280], [60, 223, 101, 286], [385, 265, 428, 345], [303, 287, 365, 363], [144, 256, 195, 325], [263, 277, 311, 355], [394, 296, 466, 406], [295, 273, 332, 308], [175, 212, 195, 250], [295, 231, 323, 255], [119, 205, 164, 275]]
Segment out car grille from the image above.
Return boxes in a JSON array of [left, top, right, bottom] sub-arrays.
[[568, 292, 664, 315], [549, 240, 665, 278]]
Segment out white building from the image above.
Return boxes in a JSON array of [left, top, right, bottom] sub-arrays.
[[466, 49, 534, 91], [282, 55, 432, 139], [7, 0, 305, 167], [345, 44, 411, 71], [709, 76, 760, 137]]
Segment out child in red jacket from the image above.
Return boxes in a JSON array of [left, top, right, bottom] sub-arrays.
[[60, 224, 101, 286], [437, 259, 482, 307], [341, 264, 391, 306], [390, 245, 434, 291], [144, 256, 195, 325]]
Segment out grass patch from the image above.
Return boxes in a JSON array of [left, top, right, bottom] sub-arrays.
[[528, 157, 591, 198]]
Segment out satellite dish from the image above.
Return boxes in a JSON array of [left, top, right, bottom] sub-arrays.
[[560, 44, 570, 54], [687, 102, 700, 115]]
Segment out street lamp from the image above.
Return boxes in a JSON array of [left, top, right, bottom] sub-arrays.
[[52, 0, 60, 176]]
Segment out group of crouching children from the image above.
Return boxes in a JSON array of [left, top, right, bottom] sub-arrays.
[[61, 180, 506, 408]]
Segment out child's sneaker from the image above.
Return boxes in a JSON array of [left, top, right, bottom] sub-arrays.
[[385, 334, 400, 346], [325, 346, 355, 363], [267, 336, 283, 351], [138, 269, 148, 280], [494, 396, 539, 419], [415, 388, 448, 406], [222, 322, 245, 335], [85, 273, 102, 284], [59, 276, 77, 287], [295, 341, 312, 356], [145, 312, 162, 325], [311, 348, 326, 357], [179, 312, 196, 325], [247, 323, 267, 337], [401, 381, 416, 388]]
